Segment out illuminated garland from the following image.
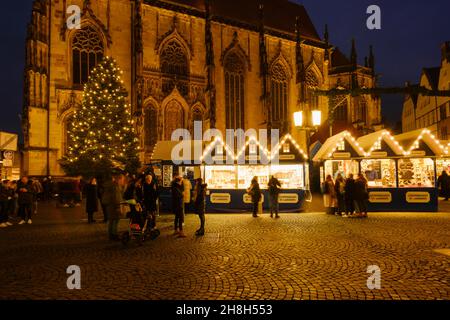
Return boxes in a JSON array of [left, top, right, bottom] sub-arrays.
[[314, 87, 450, 97], [60, 56, 140, 177]]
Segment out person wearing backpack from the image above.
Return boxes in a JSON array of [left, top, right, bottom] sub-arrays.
[[268, 176, 281, 218]]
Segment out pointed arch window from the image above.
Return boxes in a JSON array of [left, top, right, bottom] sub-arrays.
[[355, 98, 367, 123], [144, 104, 158, 150], [270, 62, 288, 128], [224, 52, 245, 130], [160, 40, 189, 96], [306, 69, 320, 109], [71, 26, 104, 85], [164, 100, 184, 140], [332, 95, 348, 122]]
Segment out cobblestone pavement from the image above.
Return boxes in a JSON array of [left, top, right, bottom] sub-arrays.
[[0, 201, 449, 300]]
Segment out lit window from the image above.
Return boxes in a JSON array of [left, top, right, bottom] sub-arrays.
[[282, 143, 290, 153], [337, 140, 345, 151]]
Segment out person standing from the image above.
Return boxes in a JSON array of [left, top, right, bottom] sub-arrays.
[[193, 178, 207, 236], [85, 178, 98, 223], [143, 174, 157, 222], [354, 173, 369, 218], [171, 176, 185, 237], [182, 175, 192, 215], [268, 176, 281, 218], [0, 181, 11, 228], [17, 176, 34, 225], [437, 170, 450, 201], [334, 174, 346, 216], [102, 173, 127, 241], [344, 173, 355, 217], [97, 177, 109, 223], [247, 176, 262, 218], [31, 178, 43, 215], [322, 175, 336, 215]]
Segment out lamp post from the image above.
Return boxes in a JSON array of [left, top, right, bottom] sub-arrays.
[[293, 107, 321, 197], [293, 108, 322, 158]]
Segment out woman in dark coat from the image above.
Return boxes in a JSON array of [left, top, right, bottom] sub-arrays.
[[344, 173, 355, 216], [247, 176, 262, 218], [437, 170, 450, 201], [354, 173, 369, 218], [193, 178, 207, 236], [85, 178, 98, 223], [143, 174, 157, 218]]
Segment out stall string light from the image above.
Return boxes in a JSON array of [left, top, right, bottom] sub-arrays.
[[234, 137, 271, 160], [403, 128, 448, 156], [365, 130, 405, 156], [270, 134, 308, 160], [326, 131, 367, 158]]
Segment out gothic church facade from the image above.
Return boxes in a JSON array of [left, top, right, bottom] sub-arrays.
[[22, 0, 381, 176]]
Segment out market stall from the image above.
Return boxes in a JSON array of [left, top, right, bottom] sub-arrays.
[[392, 129, 445, 212], [313, 131, 366, 184], [357, 130, 405, 211], [202, 134, 309, 213], [150, 140, 202, 212], [313, 129, 445, 212]]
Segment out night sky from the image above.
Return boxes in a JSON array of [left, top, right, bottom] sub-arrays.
[[0, 0, 449, 136]]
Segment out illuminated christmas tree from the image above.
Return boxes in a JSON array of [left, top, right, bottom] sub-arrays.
[[61, 56, 140, 178]]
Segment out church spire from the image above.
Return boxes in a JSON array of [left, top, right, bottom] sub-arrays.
[[368, 45, 375, 75], [324, 24, 330, 61], [350, 38, 357, 66]]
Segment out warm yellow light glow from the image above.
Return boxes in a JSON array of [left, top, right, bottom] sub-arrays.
[[293, 111, 303, 127], [312, 110, 321, 126]]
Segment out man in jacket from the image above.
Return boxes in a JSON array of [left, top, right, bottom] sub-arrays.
[[102, 173, 126, 241], [268, 176, 281, 218], [171, 176, 185, 237], [17, 176, 34, 225]]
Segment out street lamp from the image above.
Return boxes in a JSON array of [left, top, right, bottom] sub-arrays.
[[293, 108, 321, 202]]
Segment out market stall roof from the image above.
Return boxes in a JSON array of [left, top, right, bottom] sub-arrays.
[[312, 131, 366, 162], [393, 129, 448, 156], [151, 140, 204, 163], [271, 134, 308, 161], [201, 136, 236, 164], [356, 130, 405, 156]]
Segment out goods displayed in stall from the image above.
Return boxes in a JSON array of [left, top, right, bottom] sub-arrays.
[[361, 159, 396, 188], [398, 158, 435, 188]]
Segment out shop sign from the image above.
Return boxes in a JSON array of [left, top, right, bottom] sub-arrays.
[[279, 154, 295, 160], [333, 152, 351, 159], [369, 191, 392, 203], [406, 192, 430, 203], [278, 193, 299, 204], [243, 193, 264, 204], [410, 150, 426, 157], [370, 151, 387, 158], [210, 193, 231, 204]]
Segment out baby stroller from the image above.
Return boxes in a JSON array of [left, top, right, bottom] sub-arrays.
[[121, 202, 160, 246]]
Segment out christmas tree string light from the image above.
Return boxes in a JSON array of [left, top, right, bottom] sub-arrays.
[[60, 57, 140, 178]]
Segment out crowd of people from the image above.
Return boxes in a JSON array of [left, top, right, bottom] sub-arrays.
[[3, 167, 449, 238], [0, 176, 44, 227], [322, 173, 369, 218]]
